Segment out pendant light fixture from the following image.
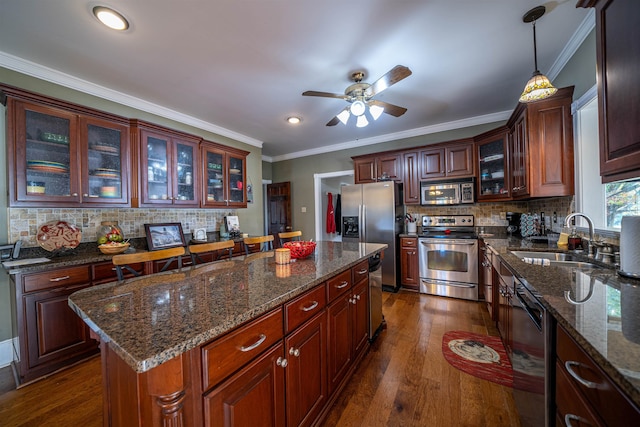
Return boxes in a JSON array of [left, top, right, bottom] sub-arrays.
[[519, 6, 557, 103]]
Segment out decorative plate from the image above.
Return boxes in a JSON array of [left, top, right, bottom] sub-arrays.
[[36, 220, 82, 252]]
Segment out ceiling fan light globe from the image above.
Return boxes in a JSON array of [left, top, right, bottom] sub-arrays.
[[337, 110, 350, 125], [519, 71, 557, 103], [369, 104, 384, 120], [351, 100, 366, 116], [356, 115, 369, 128]]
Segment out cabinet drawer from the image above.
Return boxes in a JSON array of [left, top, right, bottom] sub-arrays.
[[23, 265, 91, 293], [201, 307, 283, 391], [92, 261, 144, 283], [555, 359, 604, 427], [352, 260, 369, 285], [326, 270, 352, 302], [284, 284, 326, 334], [556, 325, 640, 425], [401, 237, 417, 248]]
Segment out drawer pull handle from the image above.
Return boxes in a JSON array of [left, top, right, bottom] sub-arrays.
[[239, 334, 266, 352], [357, 269, 367, 274], [564, 413, 590, 427], [49, 275, 70, 282], [565, 361, 598, 389], [302, 301, 319, 312], [336, 281, 349, 289], [276, 357, 288, 368], [289, 347, 300, 357]]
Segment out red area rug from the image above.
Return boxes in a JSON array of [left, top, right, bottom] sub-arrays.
[[442, 331, 513, 387]]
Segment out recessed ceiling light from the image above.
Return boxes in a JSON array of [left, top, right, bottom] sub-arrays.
[[287, 116, 302, 125], [93, 6, 130, 31]]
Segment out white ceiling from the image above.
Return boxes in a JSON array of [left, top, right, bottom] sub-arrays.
[[0, 1, 592, 161]]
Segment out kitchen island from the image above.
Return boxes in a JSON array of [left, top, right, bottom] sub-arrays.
[[68, 241, 385, 426]]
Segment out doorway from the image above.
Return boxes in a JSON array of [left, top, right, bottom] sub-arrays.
[[314, 170, 354, 242], [266, 181, 292, 247]]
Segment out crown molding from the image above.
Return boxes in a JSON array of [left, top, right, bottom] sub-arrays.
[[265, 110, 511, 163], [0, 51, 263, 149]]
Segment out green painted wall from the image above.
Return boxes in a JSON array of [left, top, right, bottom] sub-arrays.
[[555, 30, 597, 100], [271, 123, 501, 239]]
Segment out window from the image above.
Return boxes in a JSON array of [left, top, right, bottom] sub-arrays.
[[605, 181, 640, 229], [575, 93, 640, 231]]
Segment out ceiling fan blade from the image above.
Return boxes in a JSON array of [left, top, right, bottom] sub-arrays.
[[364, 65, 412, 98], [302, 90, 348, 100], [326, 116, 341, 126], [369, 100, 407, 117], [326, 106, 350, 126]]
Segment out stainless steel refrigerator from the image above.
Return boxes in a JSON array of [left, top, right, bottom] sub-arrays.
[[341, 181, 403, 290]]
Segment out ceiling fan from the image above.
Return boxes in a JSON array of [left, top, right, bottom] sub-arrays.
[[302, 65, 412, 127]]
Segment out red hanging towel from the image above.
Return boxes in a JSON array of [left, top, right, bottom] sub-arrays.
[[326, 192, 336, 234]]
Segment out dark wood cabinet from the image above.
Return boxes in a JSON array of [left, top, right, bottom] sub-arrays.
[[10, 265, 98, 385], [578, 0, 640, 182], [351, 279, 369, 360], [419, 141, 475, 181], [285, 311, 327, 427], [479, 241, 495, 319], [203, 342, 286, 427], [132, 120, 201, 207], [555, 324, 640, 425], [2, 86, 131, 207], [201, 141, 250, 208], [495, 260, 513, 355], [475, 127, 510, 201], [507, 87, 575, 199], [353, 153, 401, 183], [400, 237, 419, 290], [402, 151, 420, 204]]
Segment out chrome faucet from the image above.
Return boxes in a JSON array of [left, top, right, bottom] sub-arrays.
[[565, 213, 595, 257]]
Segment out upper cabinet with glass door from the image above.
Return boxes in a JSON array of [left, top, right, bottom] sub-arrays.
[[133, 121, 200, 208], [3, 86, 130, 207], [202, 141, 249, 208], [475, 127, 510, 201]]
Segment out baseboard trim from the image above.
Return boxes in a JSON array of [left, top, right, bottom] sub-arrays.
[[0, 338, 14, 368]]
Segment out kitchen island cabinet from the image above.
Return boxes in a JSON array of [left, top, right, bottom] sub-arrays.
[[68, 241, 385, 426]]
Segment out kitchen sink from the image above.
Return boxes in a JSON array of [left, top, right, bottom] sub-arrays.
[[548, 261, 602, 269], [509, 251, 577, 261]]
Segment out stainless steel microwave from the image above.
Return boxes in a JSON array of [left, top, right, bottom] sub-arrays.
[[420, 182, 474, 205]]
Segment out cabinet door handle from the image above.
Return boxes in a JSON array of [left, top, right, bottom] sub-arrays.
[[564, 414, 591, 427], [289, 347, 300, 357], [350, 298, 357, 305], [302, 301, 319, 312], [565, 361, 598, 389], [49, 275, 70, 282], [357, 269, 368, 275], [336, 281, 349, 289], [72, 193, 78, 197], [276, 357, 288, 368], [355, 294, 361, 300], [83, 194, 89, 197], [239, 334, 266, 352]]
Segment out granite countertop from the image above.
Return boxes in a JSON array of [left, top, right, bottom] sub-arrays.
[[485, 236, 640, 408], [67, 241, 386, 373]]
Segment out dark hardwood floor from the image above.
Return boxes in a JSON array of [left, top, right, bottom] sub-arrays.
[[0, 291, 520, 426]]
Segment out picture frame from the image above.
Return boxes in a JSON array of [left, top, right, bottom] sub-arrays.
[[144, 223, 186, 251], [225, 216, 240, 233]]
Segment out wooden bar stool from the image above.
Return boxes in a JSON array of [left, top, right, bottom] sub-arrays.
[[188, 240, 235, 265], [278, 230, 302, 246], [243, 235, 274, 255], [112, 246, 186, 281]]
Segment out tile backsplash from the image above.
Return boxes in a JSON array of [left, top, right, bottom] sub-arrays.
[[8, 208, 236, 248]]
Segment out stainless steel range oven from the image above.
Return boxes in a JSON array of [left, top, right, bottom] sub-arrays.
[[418, 215, 478, 301]]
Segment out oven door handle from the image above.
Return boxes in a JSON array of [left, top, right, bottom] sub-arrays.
[[420, 240, 477, 246], [420, 279, 476, 288]]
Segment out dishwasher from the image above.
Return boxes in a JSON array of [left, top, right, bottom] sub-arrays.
[[368, 253, 384, 341], [511, 279, 549, 427]]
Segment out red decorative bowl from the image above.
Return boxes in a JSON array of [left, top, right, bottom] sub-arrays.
[[283, 241, 316, 259]]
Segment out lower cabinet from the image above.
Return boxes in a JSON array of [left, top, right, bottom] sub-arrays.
[[285, 312, 327, 427], [400, 237, 419, 290], [496, 261, 513, 355], [11, 265, 99, 384], [555, 324, 640, 425], [204, 343, 286, 427]]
